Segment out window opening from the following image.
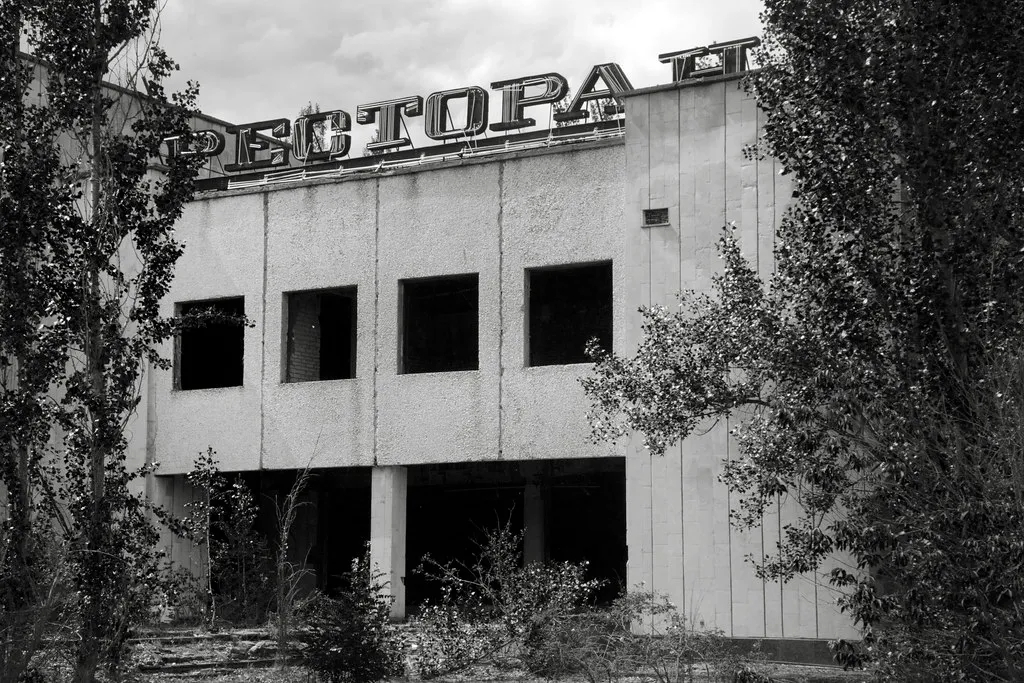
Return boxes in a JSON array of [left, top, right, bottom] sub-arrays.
[[285, 287, 357, 382], [527, 262, 612, 366], [176, 297, 245, 390], [401, 274, 479, 374]]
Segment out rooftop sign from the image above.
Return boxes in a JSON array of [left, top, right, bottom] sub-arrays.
[[165, 37, 758, 175]]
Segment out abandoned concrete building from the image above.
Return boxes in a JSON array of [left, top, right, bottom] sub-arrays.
[[130, 54, 859, 649]]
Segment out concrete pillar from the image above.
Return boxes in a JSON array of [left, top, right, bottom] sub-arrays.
[[370, 466, 407, 619], [523, 483, 546, 564]]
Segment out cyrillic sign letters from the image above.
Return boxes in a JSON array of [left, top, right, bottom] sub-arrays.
[[167, 37, 758, 172]]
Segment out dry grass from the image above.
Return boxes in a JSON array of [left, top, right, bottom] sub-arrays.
[[125, 626, 872, 683], [135, 669, 308, 683], [133, 662, 871, 683]]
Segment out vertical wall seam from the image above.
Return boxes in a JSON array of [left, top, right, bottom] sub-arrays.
[[754, 96, 761, 282], [757, 99, 768, 640], [815, 564, 821, 638], [723, 83, 734, 637], [373, 178, 380, 466], [779, 496, 785, 636], [497, 162, 505, 459], [761, 503, 767, 636], [259, 191, 269, 470], [773, 134, 779, 272], [677, 86, 686, 618], [773, 136, 784, 639], [646, 98, 656, 621]]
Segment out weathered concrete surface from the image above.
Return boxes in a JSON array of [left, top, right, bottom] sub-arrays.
[[150, 141, 626, 475]]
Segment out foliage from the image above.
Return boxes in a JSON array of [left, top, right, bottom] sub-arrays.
[[270, 463, 315, 664], [411, 519, 602, 678], [553, 95, 620, 128], [183, 454, 315, 637], [0, 1, 204, 680], [294, 101, 327, 156], [526, 590, 770, 683], [583, 0, 1024, 680], [185, 450, 274, 627], [153, 566, 207, 625], [361, 128, 384, 157], [412, 601, 507, 679], [299, 550, 404, 683], [0, 523, 73, 683]]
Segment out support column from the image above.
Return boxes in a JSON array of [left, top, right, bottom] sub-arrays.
[[523, 483, 546, 564], [370, 466, 407, 619]]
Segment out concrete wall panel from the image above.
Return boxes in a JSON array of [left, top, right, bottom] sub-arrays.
[[154, 193, 264, 473], [623, 78, 854, 640], [376, 164, 501, 465], [500, 145, 625, 463], [261, 180, 377, 470], [376, 370, 492, 465]]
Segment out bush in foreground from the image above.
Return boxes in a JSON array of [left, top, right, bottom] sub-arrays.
[[525, 590, 771, 683], [411, 519, 601, 678], [410, 521, 769, 682], [300, 552, 404, 683]]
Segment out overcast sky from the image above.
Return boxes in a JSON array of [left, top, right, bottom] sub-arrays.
[[156, 0, 764, 149]]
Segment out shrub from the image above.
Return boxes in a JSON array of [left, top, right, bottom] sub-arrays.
[[409, 521, 769, 682], [152, 566, 206, 625], [412, 602, 506, 679], [411, 518, 602, 678], [186, 450, 275, 627], [525, 590, 771, 683], [300, 551, 404, 683]]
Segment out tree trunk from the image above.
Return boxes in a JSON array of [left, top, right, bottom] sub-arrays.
[[73, 3, 108, 680], [74, 267, 107, 683]]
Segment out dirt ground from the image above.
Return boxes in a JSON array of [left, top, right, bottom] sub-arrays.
[[137, 665, 871, 683], [128, 627, 873, 683]]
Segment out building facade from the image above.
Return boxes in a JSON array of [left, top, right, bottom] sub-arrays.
[[133, 65, 859, 645]]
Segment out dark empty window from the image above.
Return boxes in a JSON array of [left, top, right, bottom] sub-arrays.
[[176, 297, 245, 390], [401, 274, 478, 374], [285, 288, 357, 382], [528, 262, 612, 366]]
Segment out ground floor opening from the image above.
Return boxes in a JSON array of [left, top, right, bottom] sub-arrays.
[[404, 458, 625, 606], [156, 456, 625, 617]]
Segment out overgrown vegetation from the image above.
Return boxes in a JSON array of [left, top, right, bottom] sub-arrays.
[[184, 449, 275, 627], [583, 0, 1024, 680], [412, 519, 602, 678], [180, 451, 321, 654], [270, 463, 315, 665], [300, 549, 404, 683], [409, 521, 768, 682], [526, 591, 770, 683], [0, 2, 203, 680]]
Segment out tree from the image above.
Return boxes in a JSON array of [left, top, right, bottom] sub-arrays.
[[583, 0, 1024, 679], [185, 449, 274, 628], [295, 101, 327, 156], [301, 549, 404, 683], [552, 94, 618, 128], [362, 128, 385, 157], [0, 1, 202, 680]]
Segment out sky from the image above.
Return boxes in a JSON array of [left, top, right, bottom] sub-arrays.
[[156, 0, 764, 150]]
